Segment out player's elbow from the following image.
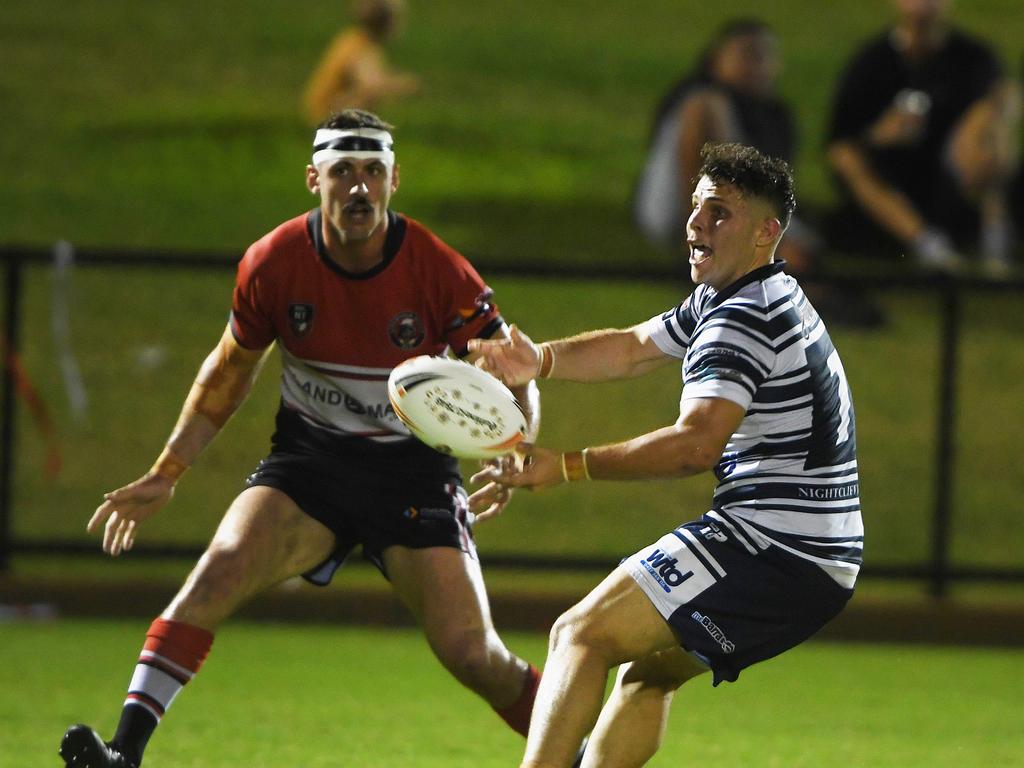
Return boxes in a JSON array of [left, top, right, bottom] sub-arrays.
[[668, 434, 722, 475], [679, 443, 720, 474]]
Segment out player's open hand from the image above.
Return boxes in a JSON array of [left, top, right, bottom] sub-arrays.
[[468, 454, 518, 524], [468, 325, 542, 387], [471, 443, 563, 493], [88, 473, 176, 556]]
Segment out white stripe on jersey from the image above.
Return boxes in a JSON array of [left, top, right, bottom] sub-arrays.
[[288, 356, 393, 377], [648, 265, 863, 581]]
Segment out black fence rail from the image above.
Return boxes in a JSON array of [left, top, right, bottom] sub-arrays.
[[3, 243, 1024, 596]]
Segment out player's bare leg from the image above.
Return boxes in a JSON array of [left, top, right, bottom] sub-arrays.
[[384, 545, 538, 731], [580, 647, 707, 768], [61, 486, 338, 768], [520, 568, 680, 768], [164, 485, 338, 628]]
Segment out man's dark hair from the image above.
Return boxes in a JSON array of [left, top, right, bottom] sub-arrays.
[[698, 142, 795, 227], [318, 108, 394, 133]]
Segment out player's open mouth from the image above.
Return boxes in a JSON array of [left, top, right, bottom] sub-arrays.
[[345, 204, 373, 220], [689, 243, 712, 265]]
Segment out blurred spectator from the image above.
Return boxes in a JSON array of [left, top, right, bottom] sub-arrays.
[[303, 0, 420, 125], [634, 20, 823, 274], [825, 0, 1022, 275], [633, 19, 882, 326]]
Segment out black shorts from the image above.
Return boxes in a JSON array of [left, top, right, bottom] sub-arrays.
[[623, 512, 854, 686], [246, 448, 475, 586]]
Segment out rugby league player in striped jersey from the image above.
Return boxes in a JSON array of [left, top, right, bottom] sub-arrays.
[[473, 142, 862, 768]]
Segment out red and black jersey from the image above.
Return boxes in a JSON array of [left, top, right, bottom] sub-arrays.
[[231, 209, 503, 453]]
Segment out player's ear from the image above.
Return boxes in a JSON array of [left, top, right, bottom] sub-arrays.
[[756, 216, 782, 248], [390, 163, 400, 194], [306, 164, 320, 195]]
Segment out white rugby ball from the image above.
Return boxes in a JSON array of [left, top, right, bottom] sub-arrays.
[[388, 355, 527, 459]]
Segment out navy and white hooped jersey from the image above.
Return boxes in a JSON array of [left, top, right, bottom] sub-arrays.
[[647, 262, 863, 585]]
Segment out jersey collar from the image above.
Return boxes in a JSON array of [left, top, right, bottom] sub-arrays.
[[305, 208, 407, 280], [705, 261, 787, 308]]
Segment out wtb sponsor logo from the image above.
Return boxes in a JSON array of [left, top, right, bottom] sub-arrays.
[[691, 611, 735, 653], [640, 548, 693, 593]]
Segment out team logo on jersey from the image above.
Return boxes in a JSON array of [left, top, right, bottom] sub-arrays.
[[389, 311, 425, 349], [288, 303, 315, 337]]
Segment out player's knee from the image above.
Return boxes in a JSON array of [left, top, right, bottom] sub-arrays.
[[187, 540, 261, 600], [548, 607, 621, 664], [432, 627, 496, 684]]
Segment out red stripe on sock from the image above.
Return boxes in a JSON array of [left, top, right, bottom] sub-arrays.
[[494, 664, 540, 738], [126, 692, 166, 717], [143, 618, 214, 673], [137, 656, 191, 685]]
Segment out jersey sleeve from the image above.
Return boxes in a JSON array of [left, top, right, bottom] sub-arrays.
[[680, 308, 777, 410], [229, 245, 277, 350], [438, 251, 504, 356], [646, 288, 703, 359]]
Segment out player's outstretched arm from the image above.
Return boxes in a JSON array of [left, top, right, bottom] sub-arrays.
[[472, 397, 745, 495], [88, 324, 269, 556], [470, 323, 671, 386]]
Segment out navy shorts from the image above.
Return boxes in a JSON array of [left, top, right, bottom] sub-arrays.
[[246, 450, 475, 586], [623, 512, 854, 685]]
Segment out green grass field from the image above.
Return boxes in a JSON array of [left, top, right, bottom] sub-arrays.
[[1, 619, 1021, 767]]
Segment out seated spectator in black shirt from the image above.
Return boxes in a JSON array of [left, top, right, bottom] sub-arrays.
[[826, 0, 1021, 275], [633, 19, 820, 278]]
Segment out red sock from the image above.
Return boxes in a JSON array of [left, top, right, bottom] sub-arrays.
[[113, 618, 214, 762], [494, 664, 541, 737]]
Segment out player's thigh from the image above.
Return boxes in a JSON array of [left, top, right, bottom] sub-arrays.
[[203, 485, 338, 588], [383, 545, 496, 643], [554, 567, 682, 665]]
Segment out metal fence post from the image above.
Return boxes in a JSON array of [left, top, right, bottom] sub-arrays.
[[0, 255, 24, 571], [929, 280, 960, 597]]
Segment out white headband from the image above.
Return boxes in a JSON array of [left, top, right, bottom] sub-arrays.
[[311, 128, 395, 168]]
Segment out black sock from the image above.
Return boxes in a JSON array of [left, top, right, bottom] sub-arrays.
[[113, 706, 157, 765]]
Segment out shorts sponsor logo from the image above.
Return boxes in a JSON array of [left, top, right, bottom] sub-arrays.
[[698, 522, 727, 543], [640, 548, 693, 593], [404, 506, 452, 520], [691, 611, 735, 654]]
